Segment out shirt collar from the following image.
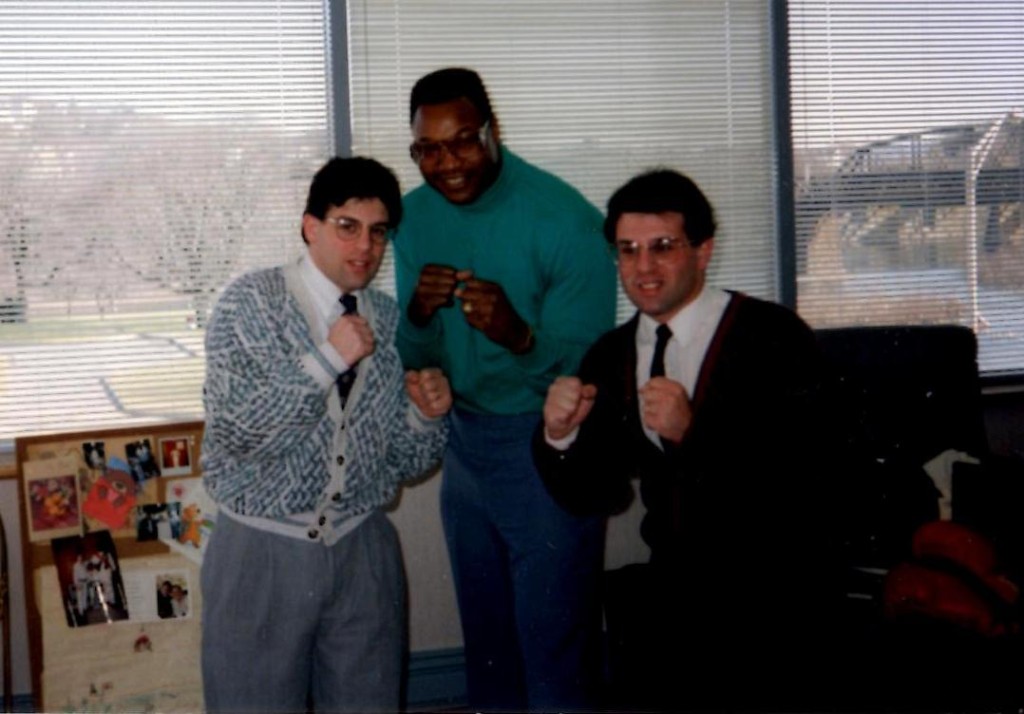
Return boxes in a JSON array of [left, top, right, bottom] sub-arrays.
[[299, 252, 360, 323], [638, 285, 719, 345]]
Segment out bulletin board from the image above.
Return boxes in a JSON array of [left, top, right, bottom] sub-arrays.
[[15, 421, 213, 713]]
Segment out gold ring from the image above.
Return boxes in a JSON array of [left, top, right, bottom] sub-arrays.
[[463, 302, 473, 314]]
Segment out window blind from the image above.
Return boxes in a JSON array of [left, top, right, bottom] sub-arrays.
[[346, 1, 780, 322], [789, 0, 1024, 377], [0, 1, 332, 440]]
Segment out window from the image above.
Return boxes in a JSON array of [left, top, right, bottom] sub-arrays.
[[8, 1, 1015, 443], [0, 1, 333, 441], [789, 0, 1024, 377], [347, 0, 781, 320]]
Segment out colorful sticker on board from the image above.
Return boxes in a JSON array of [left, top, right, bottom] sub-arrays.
[[82, 456, 138, 530]]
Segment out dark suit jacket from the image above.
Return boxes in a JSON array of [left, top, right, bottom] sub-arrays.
[[533, 291, 841, 650]]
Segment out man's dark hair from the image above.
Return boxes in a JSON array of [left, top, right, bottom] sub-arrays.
[[604, 169, 717, 247], [302, 156, 403, 241], [409, 67, 494, 125]]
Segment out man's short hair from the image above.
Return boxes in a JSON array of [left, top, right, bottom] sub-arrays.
[[302, 156, 403, 241], [409, 67, 494, 125], [604, 169, 717, 247]]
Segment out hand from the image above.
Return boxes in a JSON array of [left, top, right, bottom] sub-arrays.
[[405, 368, 453, 419], [327, 314, 375, 367], [455, 276, 532, 353], [543, 376, 597, 441], [408, 264, 464, 327], [639, 377, 693, 444]]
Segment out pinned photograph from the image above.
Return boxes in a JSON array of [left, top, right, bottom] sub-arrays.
[[135, 503, 171, 542], [82, 441, 106, 471], [126, 438, 161, 483], [158, 436, 193, 477], [155, 572, 192, 620], [23, 453, 83, 542], [52, 530, 129, 627]]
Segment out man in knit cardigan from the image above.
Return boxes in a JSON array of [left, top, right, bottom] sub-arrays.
[[200, 156, 452, 713]]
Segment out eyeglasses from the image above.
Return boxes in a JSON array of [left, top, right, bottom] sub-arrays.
[[410, 121, 490, 164], [615, 237, 687, 261], [324, 216, 391, 245]]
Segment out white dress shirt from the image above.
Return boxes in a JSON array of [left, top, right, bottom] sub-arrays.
[[547, 285, 731, 450], [298, 251, 360, 375], [635, 286, 730, 448]]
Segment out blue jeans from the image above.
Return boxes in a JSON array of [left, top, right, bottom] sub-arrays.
[[442, 409, 605, 712]]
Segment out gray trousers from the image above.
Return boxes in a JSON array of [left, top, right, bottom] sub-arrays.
[[201, 510, 406, 713]]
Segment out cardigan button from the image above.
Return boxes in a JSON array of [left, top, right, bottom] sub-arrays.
[[318, 515, 327, 526], [332, 492, 342, 502], [307, 528, 318, 539], [336, 455, 345, 465]]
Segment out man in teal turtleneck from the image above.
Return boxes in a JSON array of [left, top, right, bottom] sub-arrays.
[[394, 67, 617, 712]]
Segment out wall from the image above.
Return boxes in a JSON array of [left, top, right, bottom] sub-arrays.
[[387, 470, 461, 651], [0, 477, 32, 702]]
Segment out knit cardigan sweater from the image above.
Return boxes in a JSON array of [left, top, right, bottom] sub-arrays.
[[201, 260, 448, 542]]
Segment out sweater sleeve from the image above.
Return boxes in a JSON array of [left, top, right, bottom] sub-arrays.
[[374, 294, 450, 485], [532, 334, 636, 516], [383, 396, 448, 487], [393, 220, 447, 371], [512, 213, 618, 393], [202, 271, 330, 464]]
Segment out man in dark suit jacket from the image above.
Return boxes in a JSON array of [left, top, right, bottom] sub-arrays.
[[533, 169, 843, 712]]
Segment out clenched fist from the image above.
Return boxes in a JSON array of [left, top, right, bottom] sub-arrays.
[[407, 264, 468, 327], [405, 367, 453, 419], [327, 314, 375, 367], [542, 376, 597, 441], [639, 376, 692, 445], [455, 275, 532, 353]]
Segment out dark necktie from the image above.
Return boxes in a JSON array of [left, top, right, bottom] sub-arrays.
[[650, 323, 672, 379], [650, 323, 672, 450], [337, 294, 358, 403]]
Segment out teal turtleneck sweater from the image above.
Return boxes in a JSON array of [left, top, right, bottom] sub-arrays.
[[394, 146, 617, 415]]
